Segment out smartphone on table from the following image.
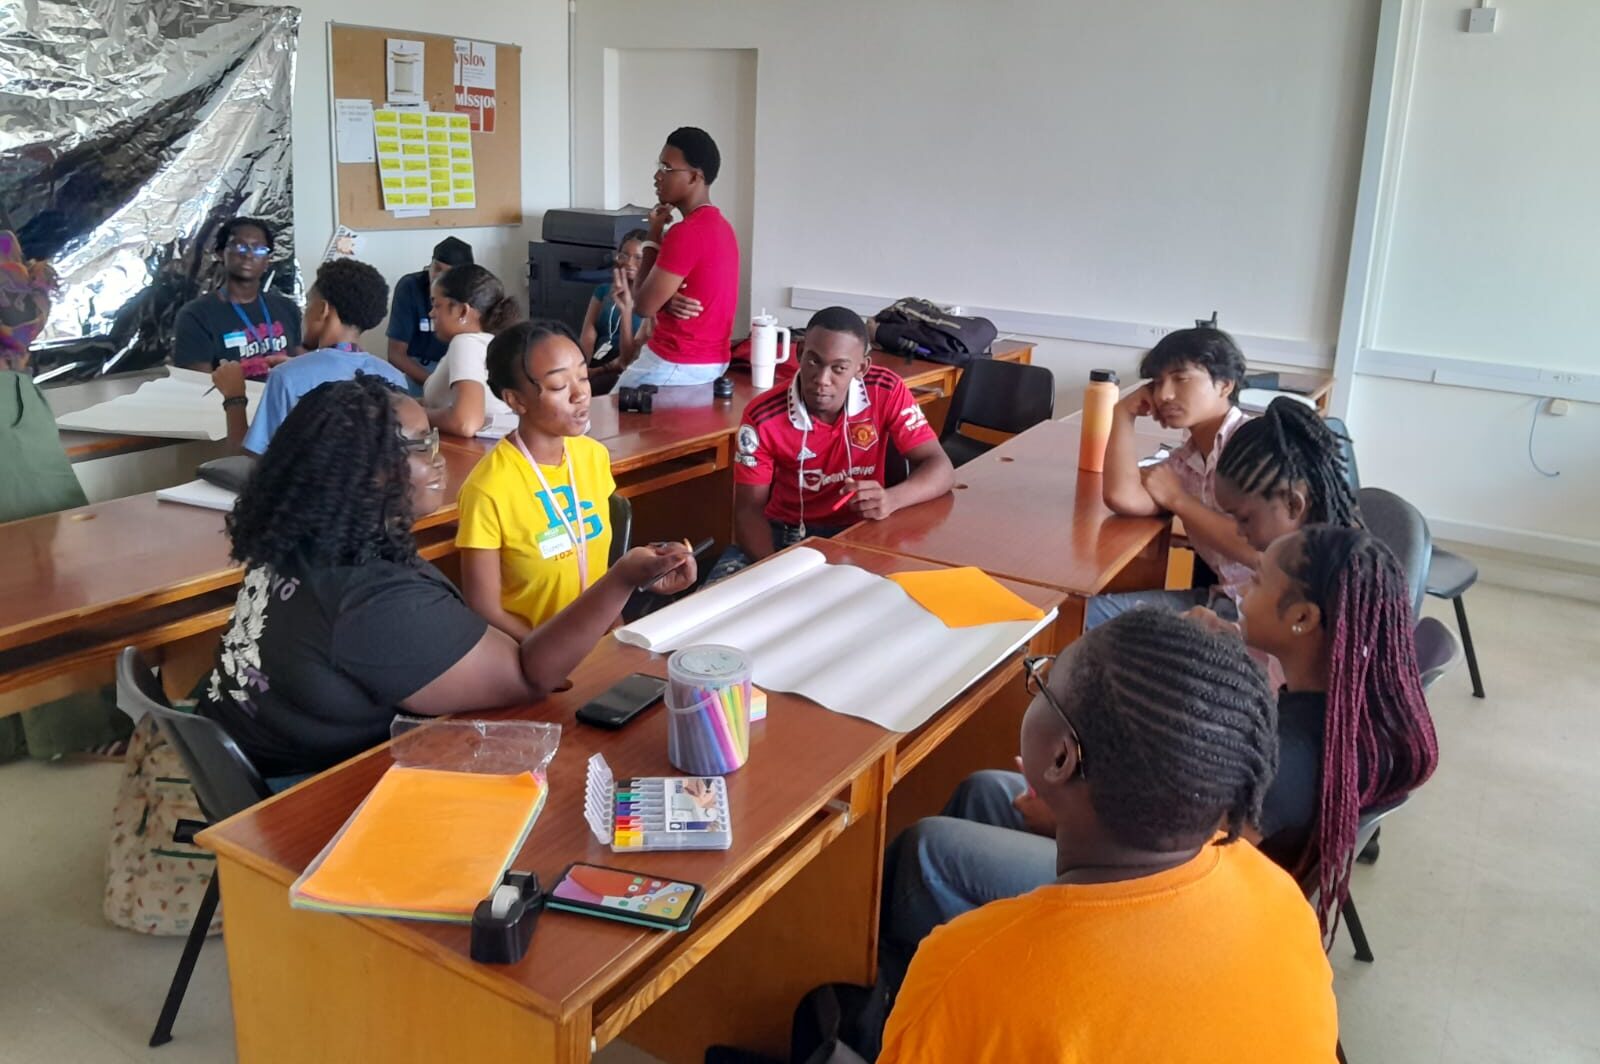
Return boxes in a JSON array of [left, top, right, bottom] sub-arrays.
[[546, 862, 704, 932], [576, 673, 667, 729]]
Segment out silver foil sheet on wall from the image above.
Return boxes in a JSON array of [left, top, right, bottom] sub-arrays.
[[1, 0, 301, 375]]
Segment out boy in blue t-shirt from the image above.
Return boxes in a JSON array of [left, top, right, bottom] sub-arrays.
[[214, 259, 406, 453], [385, 236, 473, 396]]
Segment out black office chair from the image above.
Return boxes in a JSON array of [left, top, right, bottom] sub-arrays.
[[608, 492, 633, 566], [1356, 487, 1431, 619], [939, 359, 1056, 467], [114, 648, 272, 1047], [1339, 796, 1410, 964], [1425, 548, 1486, 698], [1324, 415, 1360, 492]]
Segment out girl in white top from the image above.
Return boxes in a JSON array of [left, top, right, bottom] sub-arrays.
[[423, 263, 521, 435]]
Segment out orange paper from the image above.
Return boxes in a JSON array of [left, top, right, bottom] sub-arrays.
[[887, 567, 1046, 628], [293, 766, 546, 921]]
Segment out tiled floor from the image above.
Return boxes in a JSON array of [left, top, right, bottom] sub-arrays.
[[2, 583, 1597, 1063]]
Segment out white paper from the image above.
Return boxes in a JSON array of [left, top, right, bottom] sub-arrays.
[[155, 479, 239, 512], [474, 411, 519, 439], [385, 39, 425, 106], [323, 225, 361, 262], [615, 548, 1056, 733], [334, 99, 376, 163], [452, 38, 497, 133], [54, 367, 264, 440]]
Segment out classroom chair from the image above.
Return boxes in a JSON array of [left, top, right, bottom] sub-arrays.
[[1324, 416, 1359, 491], [114, 647, 273, 1048], [1339, 796, 1410, 964], [939, 359, 1055, 467], [608, 492, 633, 566], [1356, 487, 1430, 617], [1425, 548, 1486, 698]]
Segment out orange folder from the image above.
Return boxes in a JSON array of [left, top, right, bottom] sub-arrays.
[[887, 567, 1046, 628], [292, 766, 547, 922]]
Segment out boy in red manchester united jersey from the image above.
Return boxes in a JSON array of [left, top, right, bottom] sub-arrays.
[[710, 306, 954, 580]]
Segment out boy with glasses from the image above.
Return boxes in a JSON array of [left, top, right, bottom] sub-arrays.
[[878, 609, 1338, 1062], [616, 127, 739, 389], [174, 217, 302, 378]]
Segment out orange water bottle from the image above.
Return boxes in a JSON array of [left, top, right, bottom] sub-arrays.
[[1078, 369, 1120, 473]]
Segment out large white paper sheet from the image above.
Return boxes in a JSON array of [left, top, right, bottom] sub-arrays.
[[616, 548, 1055, 733], [54, 368, 263, 441], [155, 479, 238, 512]]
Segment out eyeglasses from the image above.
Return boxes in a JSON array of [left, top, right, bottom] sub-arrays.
[[397, 426, 440, 461], [655, 162, 699, 175], [228, 242, 272, 258], [1023, 655, 1087, 779]]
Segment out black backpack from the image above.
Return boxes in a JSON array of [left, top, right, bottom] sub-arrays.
[[872, 298, 997, 368]]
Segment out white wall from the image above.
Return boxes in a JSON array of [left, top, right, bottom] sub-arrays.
[[572, 0, 1378, 409], [1347, 0, 1600, 565], [266, 0, 570, 347]]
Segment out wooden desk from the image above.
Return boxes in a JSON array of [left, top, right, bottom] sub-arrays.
[[199, 540, 1059, 1063], [839, 415, 1178, 644]]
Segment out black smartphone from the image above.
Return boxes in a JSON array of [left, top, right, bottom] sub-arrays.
[[546, 862, 704, 932], [575, 673, 667, 729]]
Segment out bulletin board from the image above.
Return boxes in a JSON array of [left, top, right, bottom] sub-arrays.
[[328, 23, 522, 230]]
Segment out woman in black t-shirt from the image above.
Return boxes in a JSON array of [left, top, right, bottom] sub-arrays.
[[1234, 526, 1440, 934], [195, 375, 697, 779]]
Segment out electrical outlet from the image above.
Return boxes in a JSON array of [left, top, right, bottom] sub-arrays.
[[1137, 324, 1176, 344], [1547, 398, 1571, 417], [1467, 7, 1498, 33]]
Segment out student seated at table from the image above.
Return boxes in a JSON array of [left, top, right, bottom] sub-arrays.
[[878, 524, 1438, 992], [387, 236, 473, 396], [0, 231, 129, 762], [1094, 325, 1255, 625], [1214, 394, 1363, 553], [213, 258, 406, 453], [578, 229, 651, 397], [877, 609, 1338, 1063], [194, 375, 696, 782], [423, 263, 520, 436], [457, 321, 616, 638], [710, 306, 955, 579], [173, 217, 302, 379]]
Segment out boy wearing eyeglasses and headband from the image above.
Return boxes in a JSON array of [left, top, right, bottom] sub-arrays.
[[174, 217, 302, 379]]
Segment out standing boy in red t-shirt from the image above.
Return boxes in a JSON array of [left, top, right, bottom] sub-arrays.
[[622, 127, 740, 389], [709, 306, 955, 580]]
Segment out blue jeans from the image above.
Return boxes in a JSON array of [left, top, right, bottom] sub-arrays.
[[879, 770, 1055, 994], [615, 345, 729, 389], [1082, 587, 1236, 630]]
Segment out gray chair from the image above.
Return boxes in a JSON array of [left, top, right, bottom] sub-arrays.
[[1340, 796, 1409, 964], [115, 648, 272, 1047], [608, 492, 633, 566], [939, 359, 1056, 467], [1426, 548, 1485, 698], [1356, 487, 1431, 619]]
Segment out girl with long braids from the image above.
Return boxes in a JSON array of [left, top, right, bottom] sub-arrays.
[[1236, 524, 1440, 932], [194, 375, 697, 784]]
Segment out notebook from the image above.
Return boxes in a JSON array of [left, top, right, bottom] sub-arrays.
[[584, 754, 732, 852], [155, 478, 238, 512]]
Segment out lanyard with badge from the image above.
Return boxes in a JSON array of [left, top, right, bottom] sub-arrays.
[[511, 432, 589, 591], [229, 294, 276, 352]]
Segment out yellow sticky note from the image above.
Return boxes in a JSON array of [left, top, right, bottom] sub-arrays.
[[377, 140, 400, 155], [427, 130, 448, 144], [451, 161, 474, 174], [403, 157, 428, 171], [381, 177, 403, 191], [404, 175, 429, 189], [403, 143, 427, 156], [452, 176, 474, 190], [374, 109, 399, 123], [398, 111, 424, 126], [447, 113, 470, 131], [404, 192, 430, 207], [886, 568, 1046, 628], [450, 131, 470, 144], [431, 193, 452, 208], [450, 145, 472, 160], [425, 113, 448, 128], [400, 127, 424, 142]]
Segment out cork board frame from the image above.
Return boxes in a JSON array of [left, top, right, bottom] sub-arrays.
[[328, 23, 523, 230]]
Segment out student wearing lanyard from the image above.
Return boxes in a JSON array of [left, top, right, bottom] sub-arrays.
[[212, 259, 408, 453], [457, 321, 696, 638], [578, 229, 651, 397], [173, 217, 302, 379]]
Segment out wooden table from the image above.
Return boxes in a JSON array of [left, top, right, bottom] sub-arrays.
[[839, 413, 1182, 645], [199, 540, 1060, 1063]]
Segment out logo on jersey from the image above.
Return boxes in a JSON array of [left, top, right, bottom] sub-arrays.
[[901, 404, 929, 432], [735, 424, 761, 468], [797, 445, 816, 460], [849, 420, 878, 449]]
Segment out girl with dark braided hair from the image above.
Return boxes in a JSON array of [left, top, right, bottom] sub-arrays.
[[423, 263, 523, 436], [879, 609, 1337, 1062], [195, 376, 696, 783], [1236, 524, 1439, 934], [1215, 395, 1363, 557]]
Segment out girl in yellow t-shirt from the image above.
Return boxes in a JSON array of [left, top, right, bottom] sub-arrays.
[[457, 321, 616, 637]]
